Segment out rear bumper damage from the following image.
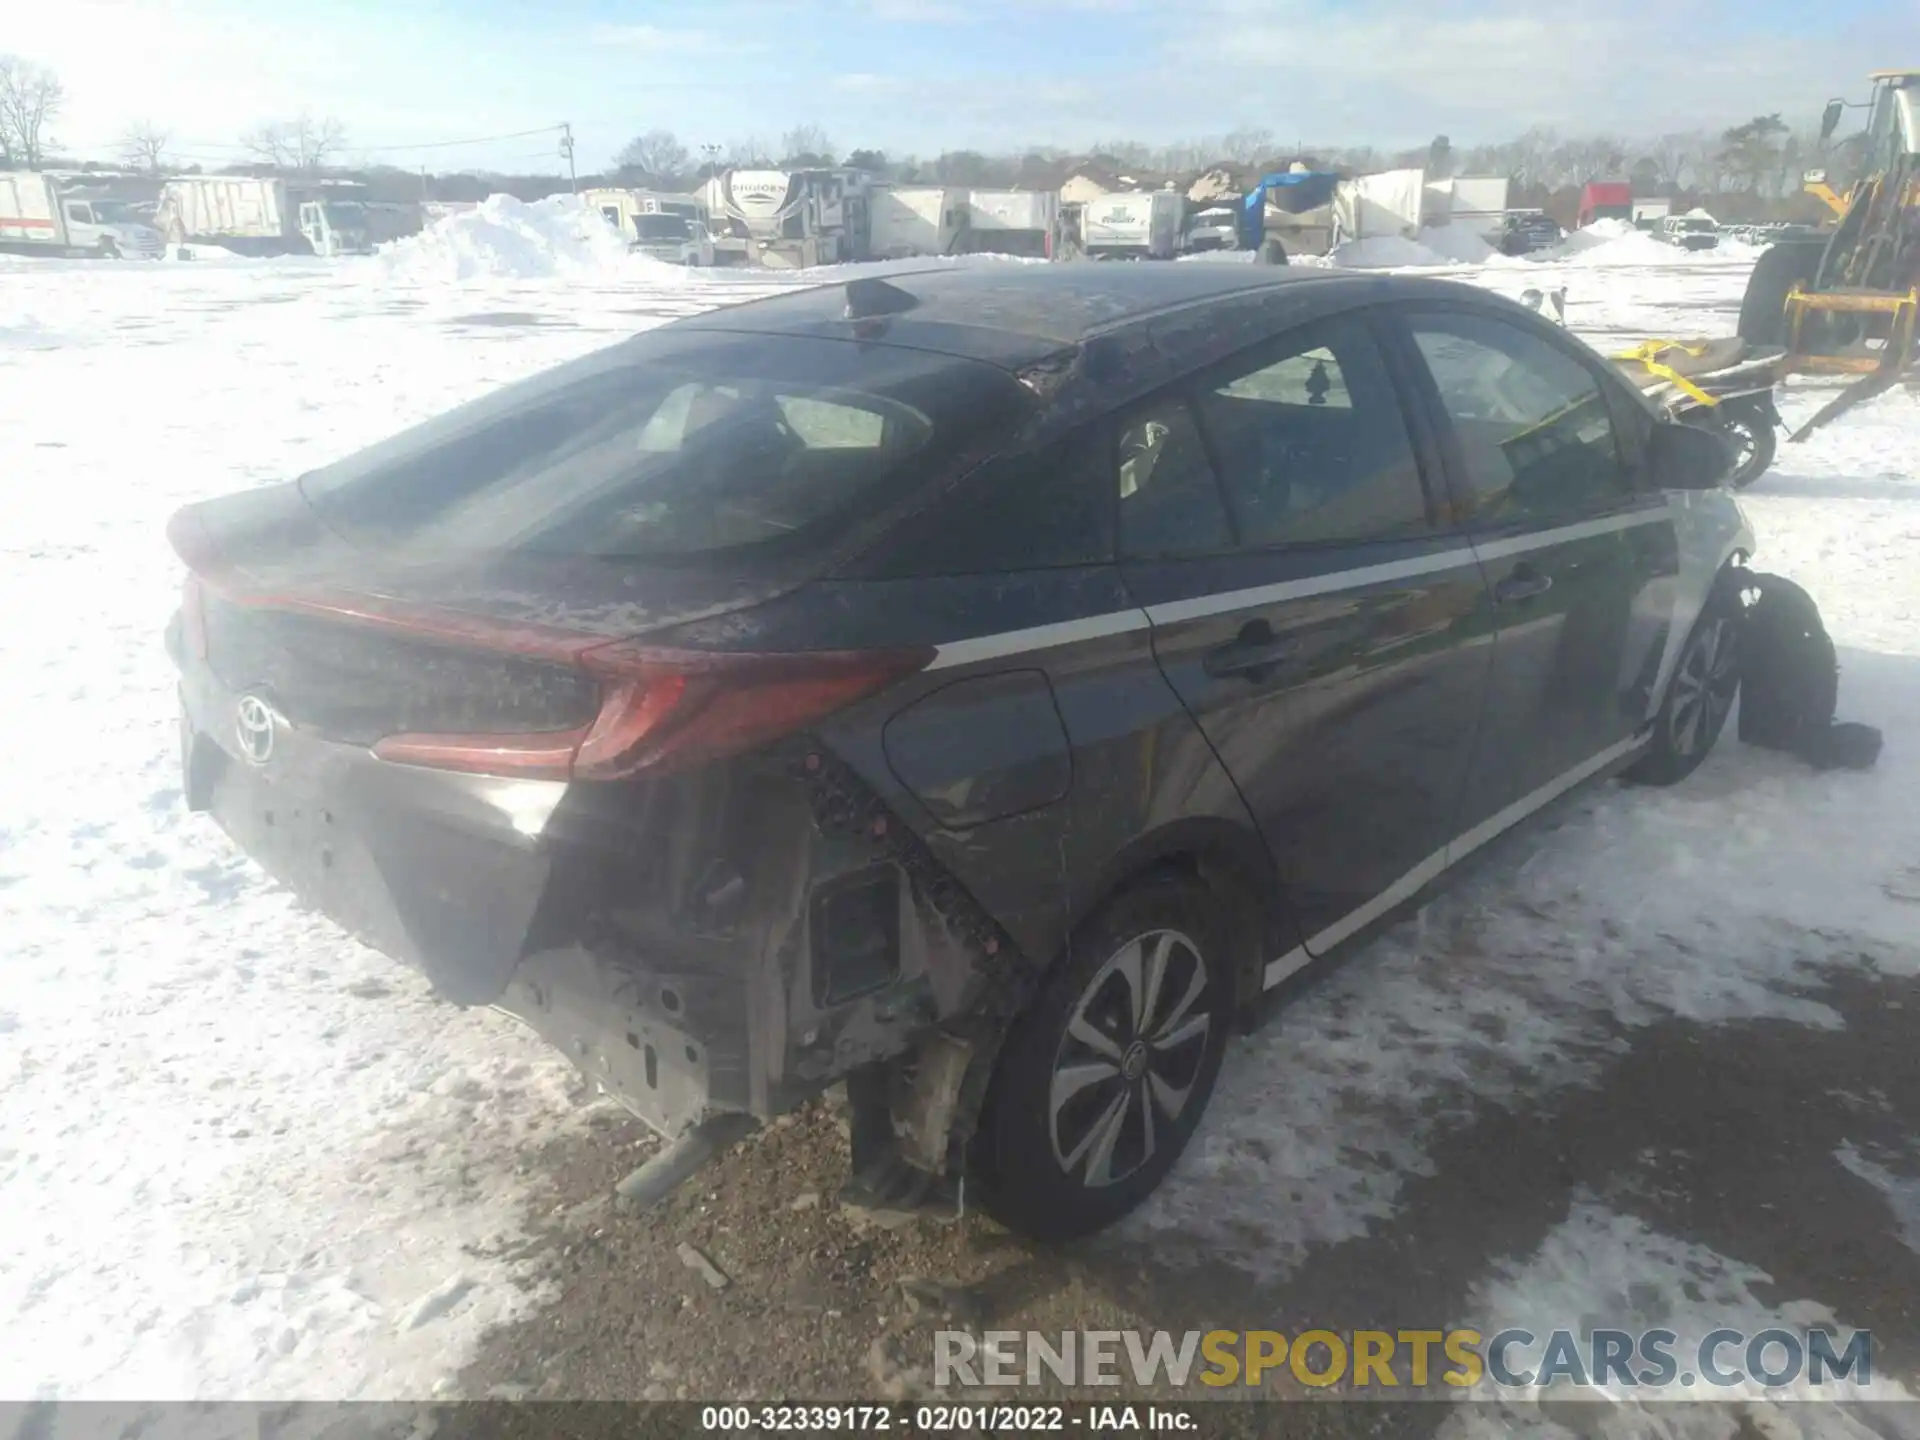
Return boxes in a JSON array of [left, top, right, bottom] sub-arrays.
[[176, 648, 1020, 1186]]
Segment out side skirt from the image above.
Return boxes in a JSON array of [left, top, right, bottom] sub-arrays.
[[1261, 729, 1653, 991]]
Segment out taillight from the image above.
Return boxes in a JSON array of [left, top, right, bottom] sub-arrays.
[[371, 639, 931, 782]]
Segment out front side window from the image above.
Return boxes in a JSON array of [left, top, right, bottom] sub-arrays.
[[1194, 315, 1432, 547], [1406, 311, 1628, 528], [1116, 398, 1233, 559]]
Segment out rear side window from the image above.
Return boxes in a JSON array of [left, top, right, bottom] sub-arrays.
[[1193, 315, 1432, 547], [298, 331, 1027, 565], [854, 430, 1114, 577], [1116, 398, 1234, 559]]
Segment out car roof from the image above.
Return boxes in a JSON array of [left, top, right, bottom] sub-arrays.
[[675, 263, 1369, 366]]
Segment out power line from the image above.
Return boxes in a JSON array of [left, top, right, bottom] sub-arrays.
[[168, 124, 570, 157], [363, 124, 570, 155]]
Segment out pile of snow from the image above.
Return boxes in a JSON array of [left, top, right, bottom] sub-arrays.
[[1327, 234, 1454, 269], [377, 193, 690, 285], [1555, 217, 1639, 252], [1542, 216, 1704, 267], [1319, 225, 1506, 271], [1416, 223, 1500, 264]]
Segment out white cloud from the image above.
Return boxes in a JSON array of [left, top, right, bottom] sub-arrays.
[[833, 72, 912, 94], [587, 24, 728, 53], [864, 0, 975, 20]]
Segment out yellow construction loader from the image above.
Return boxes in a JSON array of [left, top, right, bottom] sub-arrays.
[[1737, 69, 1919, 441]]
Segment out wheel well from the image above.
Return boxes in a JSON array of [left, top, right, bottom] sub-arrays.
[[1068, 836, 1281, 1023]]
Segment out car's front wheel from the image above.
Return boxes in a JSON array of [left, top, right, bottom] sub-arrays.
[[969, 873, 1232, 1241], [1627, 592, 1743, 786]]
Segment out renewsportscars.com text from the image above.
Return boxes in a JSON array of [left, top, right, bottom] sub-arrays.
[[934, 1328, 1875, 1392]]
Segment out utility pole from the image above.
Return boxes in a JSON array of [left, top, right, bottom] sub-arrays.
[[560, 123, 577, 193]]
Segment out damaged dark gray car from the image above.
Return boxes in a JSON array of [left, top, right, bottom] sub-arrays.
[[167, 265, 1751, 1239]]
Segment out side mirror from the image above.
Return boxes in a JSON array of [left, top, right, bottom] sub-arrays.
[[1647, 420, 1735, 491], [1820, 99, 1844, 141]]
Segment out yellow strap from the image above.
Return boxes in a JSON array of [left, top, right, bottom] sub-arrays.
[[1610, 340, 1721, 407]]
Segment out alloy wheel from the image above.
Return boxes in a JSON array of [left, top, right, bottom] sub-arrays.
[[1723, 416, 1758, 478], [1047, 929, 1213, 1188], [1668, 618, 1739, 757]]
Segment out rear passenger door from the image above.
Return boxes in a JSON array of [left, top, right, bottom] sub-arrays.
[[1392, 306, 1679, 832], [1120, 309, 1496, 963]]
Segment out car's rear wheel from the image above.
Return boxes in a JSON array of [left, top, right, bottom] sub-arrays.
[[1627, 591, 1743, 786], [968, 872, 1231, 1242]]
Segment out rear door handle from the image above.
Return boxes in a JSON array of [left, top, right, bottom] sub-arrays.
[[1203, 622, 1297, 681], [1493, 564, 1553, 604]]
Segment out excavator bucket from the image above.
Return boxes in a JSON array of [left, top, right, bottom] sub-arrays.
[[1784, 285, 1920, 442]]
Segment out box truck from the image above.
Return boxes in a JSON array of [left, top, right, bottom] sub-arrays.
[[1081, 190, 1182, 259], [0, 173, 165, 258], [155, 177, 382, 257]]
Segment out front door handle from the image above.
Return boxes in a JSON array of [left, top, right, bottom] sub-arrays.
[[1203, 621, 1296, 681], [1493, 564, 1553, 604]]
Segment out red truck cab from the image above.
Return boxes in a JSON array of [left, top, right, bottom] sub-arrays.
[[1577, 181, 1633, 227]]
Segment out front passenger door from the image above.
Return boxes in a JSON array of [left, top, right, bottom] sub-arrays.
[[1395, 307, 1679, 832]]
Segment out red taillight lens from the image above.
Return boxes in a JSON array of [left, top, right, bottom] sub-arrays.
[[372, 640, 931, 782]]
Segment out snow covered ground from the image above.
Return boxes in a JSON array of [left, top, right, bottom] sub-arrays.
[[3, 199, 1917, 1408]]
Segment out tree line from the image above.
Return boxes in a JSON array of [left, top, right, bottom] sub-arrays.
[[0, 49, 1869, 222], [612, 118, 1861, 208]]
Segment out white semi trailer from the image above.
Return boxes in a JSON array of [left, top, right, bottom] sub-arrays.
[[959, 189, 1060, 258], [867, 186, 965, 259]]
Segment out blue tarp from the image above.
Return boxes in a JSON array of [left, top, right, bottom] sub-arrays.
[[1241, 171, 1342, 247]]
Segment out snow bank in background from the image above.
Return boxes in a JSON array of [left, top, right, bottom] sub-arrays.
[[1417, 224, 1500, 264], [1328, 234, 1453, 268], [377, 193, 690, 284], [1543, 217, 1697, 268], [1555, 217, 1639, 252], [1321, 226, 1507, 270]]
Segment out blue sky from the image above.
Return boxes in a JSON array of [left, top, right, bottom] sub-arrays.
[[15, 0, 1915, 173]]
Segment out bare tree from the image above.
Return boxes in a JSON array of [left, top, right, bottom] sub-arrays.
[[0, 55, 67, 170], [615, 128, 690, 183], [117, 122, 171, 176], [241, 113, 347, 173], [779, 123, 835, 166], [726, 136, 773, 167], [1218, 128, 1274, 165], [1647, 132, 1694, 189]]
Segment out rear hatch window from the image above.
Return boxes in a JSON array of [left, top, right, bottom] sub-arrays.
[[298, 329, 1028, 567]]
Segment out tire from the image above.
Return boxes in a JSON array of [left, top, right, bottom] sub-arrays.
[[96, 239, 120, 259], [968, 872, 1233, 1242], [1626, 585, 1744, 786], [1721, 403, 1777, 488], [1737, 239, 1825, 347]]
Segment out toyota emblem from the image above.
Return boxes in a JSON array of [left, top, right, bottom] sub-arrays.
[[234, 694, 277, 765]]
